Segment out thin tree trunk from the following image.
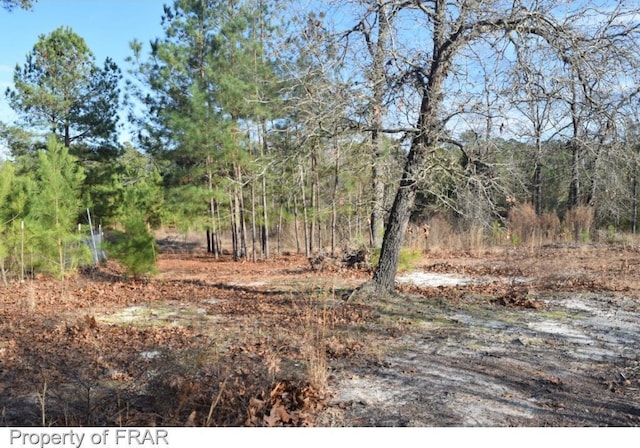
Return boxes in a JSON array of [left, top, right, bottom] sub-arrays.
[[277, 201, 283, 255], [216, 204, 222, 255], [293, 193, 301, 254], [230, 190, 239, 260], [369, 1, 391, 248], [568, 81, 581, 209], [568, 140, 580, 208], [300, 165, 310, 257], [531, 132, 543, 216], [331, 140, 340, 257], [532, 160, 542, 216], [261, 119, 270, 260], [309, 148, 317, 254], [250, 181, 257, 262], [0, 259, 7, 288], [239, 186, 248, 261], [633, 174, 638, 234], [210, 198, 219, 259]]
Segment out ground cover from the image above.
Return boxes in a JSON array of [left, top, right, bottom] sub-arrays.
[[1, 241, 639, 426]]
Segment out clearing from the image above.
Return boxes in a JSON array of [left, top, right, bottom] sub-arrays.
[[1, 240, 639, 426]]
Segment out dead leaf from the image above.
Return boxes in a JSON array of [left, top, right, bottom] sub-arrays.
[[184, 411, 196, 427]]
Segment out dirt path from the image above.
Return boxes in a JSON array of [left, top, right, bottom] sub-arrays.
[[318, 248, 640, 426]]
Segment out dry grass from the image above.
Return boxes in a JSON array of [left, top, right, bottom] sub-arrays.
[[300, 288, 330, 393], [507, 203, 539, 247], [539, 211, 562, 242], [564, 206, 595, 242]]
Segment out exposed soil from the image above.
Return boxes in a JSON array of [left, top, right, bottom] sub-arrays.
[[1, 240, 639, 426]]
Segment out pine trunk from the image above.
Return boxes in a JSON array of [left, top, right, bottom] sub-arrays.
[[331, 141, 340, 257], [293, 193, 301, 254], [251, 181, 257, 262], [300, 166, 310, 257]]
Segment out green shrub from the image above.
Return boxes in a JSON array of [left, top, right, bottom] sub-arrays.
[[370, 247, 422, 273], [106, 216, 158, 279]]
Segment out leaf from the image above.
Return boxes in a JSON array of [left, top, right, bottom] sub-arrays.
[[273, 403, 291, 423], [263, 405, 280, 427], [184, 410, 196, 427]]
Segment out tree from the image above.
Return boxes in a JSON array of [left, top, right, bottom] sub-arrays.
[[86, 143, 164, 228], [334, 0, 399, 248], [129, 0, 283, 258], [0, 161, 15, 285], [333, 0, 640, 293], [106, 214, 158, 279], [6, 26, 121, 150], [1, 0, 34, 11], [30, 135, 86, 277]]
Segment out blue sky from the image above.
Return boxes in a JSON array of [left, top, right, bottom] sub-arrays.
[[0, 0, 168, 128]]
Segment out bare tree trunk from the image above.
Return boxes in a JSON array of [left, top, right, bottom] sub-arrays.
[[300, 165, 310, 257], [0, 259, 7, 288], [216, 204, 222, 255], [277, 201, 283, 255], [568, 140, 580, 208], [369, 1, 392, 249], [210, 198, 219, 259], [532, 163, 542, 216], [239, 185, 248, 261], [293, 193, 301, 254], [371, 0, 452, 293], [261, 119, 270, 260], [331, 140, 340, 256], [250, 181, 257, 262], [207, 158, 219, 259], [309, 148, 317, 254], [372, 145, 424, 292], [230, 191, 239, 260], [633, 174, 638, 234], [568, 91, 582, 209]]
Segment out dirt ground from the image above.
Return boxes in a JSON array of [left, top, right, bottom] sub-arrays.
[[1, 238, 639, 426]]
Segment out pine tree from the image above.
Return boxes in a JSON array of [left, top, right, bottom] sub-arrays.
[[30, 135, 86, 277], [0, 161, 15, 285], [129, 0, 283, 258], [6, 26, 121, 150], [106, 213, 158, 279]]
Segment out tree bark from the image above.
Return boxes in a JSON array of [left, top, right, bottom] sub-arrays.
[[261, 119, 270, 259], [293, 192, 301, 254], [633, 173, 638, 234], [331, 139, 340, 257], [309, 146, 318, 253], [368, 1, 392, 249], [371, 0, 452, 293], [373, 131, 422, 285], [568, 140, 580, 209], [250, 181, 257, 262], [300, 165, 310, 257]]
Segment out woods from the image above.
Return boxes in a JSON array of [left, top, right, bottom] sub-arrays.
[[3, 1, 640, 430], [2, 0, 640, 288]]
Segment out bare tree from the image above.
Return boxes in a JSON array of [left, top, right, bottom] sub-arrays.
[[332, 0, 640, 293]]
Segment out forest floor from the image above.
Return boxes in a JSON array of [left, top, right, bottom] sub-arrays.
[[1, 237, 640, 426]]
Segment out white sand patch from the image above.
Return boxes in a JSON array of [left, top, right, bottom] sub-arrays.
[[396, 272, 479, 287]]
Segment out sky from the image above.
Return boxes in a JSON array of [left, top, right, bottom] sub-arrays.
[[0, 0, 168, 143]]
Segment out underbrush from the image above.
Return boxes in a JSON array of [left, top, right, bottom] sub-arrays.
[[408, 205, 638, 254], [0, 263, 376, 427]]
